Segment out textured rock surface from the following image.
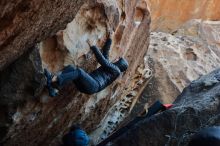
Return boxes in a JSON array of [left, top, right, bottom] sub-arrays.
[[147, 0, 220, 32], [148, 19, 220, 102], [0, 47, 45, 141], [0, 0, 88, 71], [113, 68, 220, 146], [0, 0, 151, 145], [127, 20, 220, 121]]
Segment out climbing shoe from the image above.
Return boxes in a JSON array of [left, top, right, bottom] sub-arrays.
[[48, 87, 59, 97]]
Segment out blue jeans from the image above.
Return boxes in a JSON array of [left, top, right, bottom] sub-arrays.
[[57, 65, 99, 94]]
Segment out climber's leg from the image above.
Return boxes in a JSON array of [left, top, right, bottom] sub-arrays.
[[44, 65, 76, 86], [59, 65, 76, 74], [49, 65, 77, 85], [102, 39, 112, 60], [56, 67, 80, 86]]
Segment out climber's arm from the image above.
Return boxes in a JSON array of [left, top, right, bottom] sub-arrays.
[[102, 39, 112, 60], [90, 45, 109, 67], [87, 39, 109, 67], [87, 40, 121, 75]]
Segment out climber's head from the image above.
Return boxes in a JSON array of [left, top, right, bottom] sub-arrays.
[[188, 126, 220, 146], [114, 57, 129, 72]]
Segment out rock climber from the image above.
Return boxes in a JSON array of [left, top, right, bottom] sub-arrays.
[[44, 36, 129, 97], [62, 124, 90, 146], [188, 126, 220, 146]]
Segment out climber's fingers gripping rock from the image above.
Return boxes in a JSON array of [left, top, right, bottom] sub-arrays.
[[87, 39, 96, 48]]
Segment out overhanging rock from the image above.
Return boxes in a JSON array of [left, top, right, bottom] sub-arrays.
[[0, 0, 89, 71]]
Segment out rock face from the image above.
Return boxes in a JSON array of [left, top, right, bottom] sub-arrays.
[[127, 19, 220, 121], [0, 0, 88, 71], [0, 0, 151, 145], [147, 0, 220, 32], [2, 0, 220, 146], [112, 68, 220, 146]]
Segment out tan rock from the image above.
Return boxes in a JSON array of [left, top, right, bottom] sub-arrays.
[[110, 20, 220, 146], [145, 19, 220, 104], [147, 0, 220, 32]]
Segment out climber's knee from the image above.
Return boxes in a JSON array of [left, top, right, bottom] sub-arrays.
[[77, 68, 85, 77], [62, 65, 76, 73]]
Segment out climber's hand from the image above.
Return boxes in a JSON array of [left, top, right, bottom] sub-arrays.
[[87, 39, 95, 47]]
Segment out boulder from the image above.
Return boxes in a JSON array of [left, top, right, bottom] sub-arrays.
[[113, 68, 220, 146]]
